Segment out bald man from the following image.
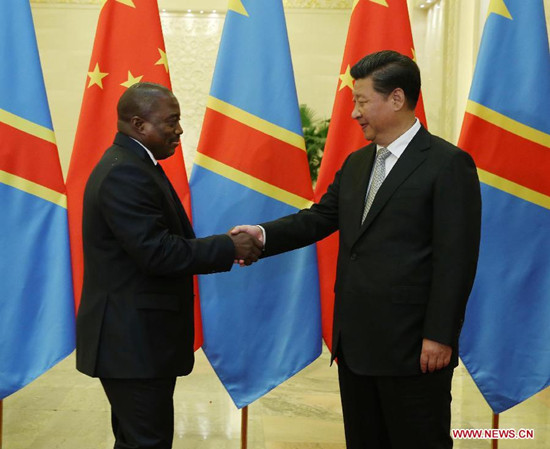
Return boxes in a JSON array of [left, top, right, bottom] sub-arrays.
[[76, 83, 262, 449]]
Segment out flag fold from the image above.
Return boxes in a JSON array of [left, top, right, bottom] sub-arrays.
[[190, 0, 321, 408], [458, 0, 550, 413], [0, 0, 75, 399]]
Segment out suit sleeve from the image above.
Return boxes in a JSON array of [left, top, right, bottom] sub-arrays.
[[423, 150, 482, 345], [261, 160, 345, 256], [98, 163, 235, 276]]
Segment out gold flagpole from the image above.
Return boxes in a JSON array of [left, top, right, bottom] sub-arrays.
[[241, 405, 248, 449], [492, 412, 499, 449], [1, 399, 3, 449]]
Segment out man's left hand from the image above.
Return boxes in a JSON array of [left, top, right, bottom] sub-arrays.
[[420, 338, 452, 373]]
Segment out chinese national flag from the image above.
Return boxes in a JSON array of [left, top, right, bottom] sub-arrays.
[[314, 0, 427, 351], [66, 0, 201, 348]]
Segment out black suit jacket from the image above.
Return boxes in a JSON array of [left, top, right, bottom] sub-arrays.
[[76, 133, 235, 379], [261, 126, 481, 375]]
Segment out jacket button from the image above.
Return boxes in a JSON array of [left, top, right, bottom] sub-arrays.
[[350, 253, 357, 260]]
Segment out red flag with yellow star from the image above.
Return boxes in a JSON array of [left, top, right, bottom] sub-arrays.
[[66, 0, 201, 347], [314, 0, 427, 351]]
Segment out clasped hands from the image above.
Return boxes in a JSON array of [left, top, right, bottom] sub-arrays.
[[227, 225, 264, 266]]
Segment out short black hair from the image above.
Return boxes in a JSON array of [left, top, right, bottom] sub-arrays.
[[117, 82, 173, 122], [350, 50, 420, 109]]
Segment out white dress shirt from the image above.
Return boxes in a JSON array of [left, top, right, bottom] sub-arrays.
[[130, 137, 158, 166], [367, 118, 421, 192]]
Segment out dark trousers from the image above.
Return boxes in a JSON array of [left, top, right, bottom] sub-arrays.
[[338, 357, 453, 449], [100, 377, 177, 449]]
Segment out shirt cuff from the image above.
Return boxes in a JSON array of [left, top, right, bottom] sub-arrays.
[[256, 225, 266, 249]]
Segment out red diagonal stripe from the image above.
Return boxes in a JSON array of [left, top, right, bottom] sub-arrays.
[[0, 121, 65, 194], [460, 112, 550, 196], [197, 108, 313, 200]]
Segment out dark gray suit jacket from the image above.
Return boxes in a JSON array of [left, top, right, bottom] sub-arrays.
[[261, 126, 481, 375], [76, 133, 235, 378]]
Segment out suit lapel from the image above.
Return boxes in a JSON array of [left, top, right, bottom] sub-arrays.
[[115, 133, 195, 238], [356, 127, 431, 240], [153, 164, 196, 238]]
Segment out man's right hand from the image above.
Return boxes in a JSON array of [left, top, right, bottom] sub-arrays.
[[230, 225, 264, 243], [228, 231, 263, 266]]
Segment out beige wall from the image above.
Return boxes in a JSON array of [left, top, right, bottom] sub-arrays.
[[31, 4, 99, 177], [29, 0, 550, 178]]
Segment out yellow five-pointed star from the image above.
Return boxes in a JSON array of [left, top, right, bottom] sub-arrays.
[[155, 49, 169, 73], [354, 0, 389, 12], [487, 0, 512, 20], [121, 71, 143, 88], [370, 0, 389, 7], [339, 65, 354, 92], [87, 63, 109, 89], [101, 0, 135, 9], [228, 0, 249, 17]]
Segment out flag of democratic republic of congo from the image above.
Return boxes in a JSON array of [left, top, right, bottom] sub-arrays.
[[0, 0, 75, 399], [458, 0, 550, 413], [190, 0, 321, 408]]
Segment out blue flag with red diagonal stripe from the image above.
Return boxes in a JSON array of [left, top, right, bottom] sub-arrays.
[[0, 0, 75, 399], [458, 0, 550, 413], [189, 0, 321, 408]]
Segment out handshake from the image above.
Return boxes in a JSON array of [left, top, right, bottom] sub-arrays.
[[227, 225, 264, 266]]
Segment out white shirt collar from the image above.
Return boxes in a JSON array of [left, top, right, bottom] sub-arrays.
[[130, 137, 158, 166], [377, 118, 421, 158]]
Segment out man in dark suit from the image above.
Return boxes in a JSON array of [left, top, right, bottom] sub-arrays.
[[233, 51, 481, 448], [76, 82, 262, 449]]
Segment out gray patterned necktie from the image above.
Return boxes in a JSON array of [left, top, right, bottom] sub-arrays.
[[361, 147, 391, 224]]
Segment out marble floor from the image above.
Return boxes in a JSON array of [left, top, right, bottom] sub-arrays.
[[2, 347, 549, 448]]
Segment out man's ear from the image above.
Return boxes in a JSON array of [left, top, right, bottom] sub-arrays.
[[130, 115, 146, 134], [390, 88, 406, 111]]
